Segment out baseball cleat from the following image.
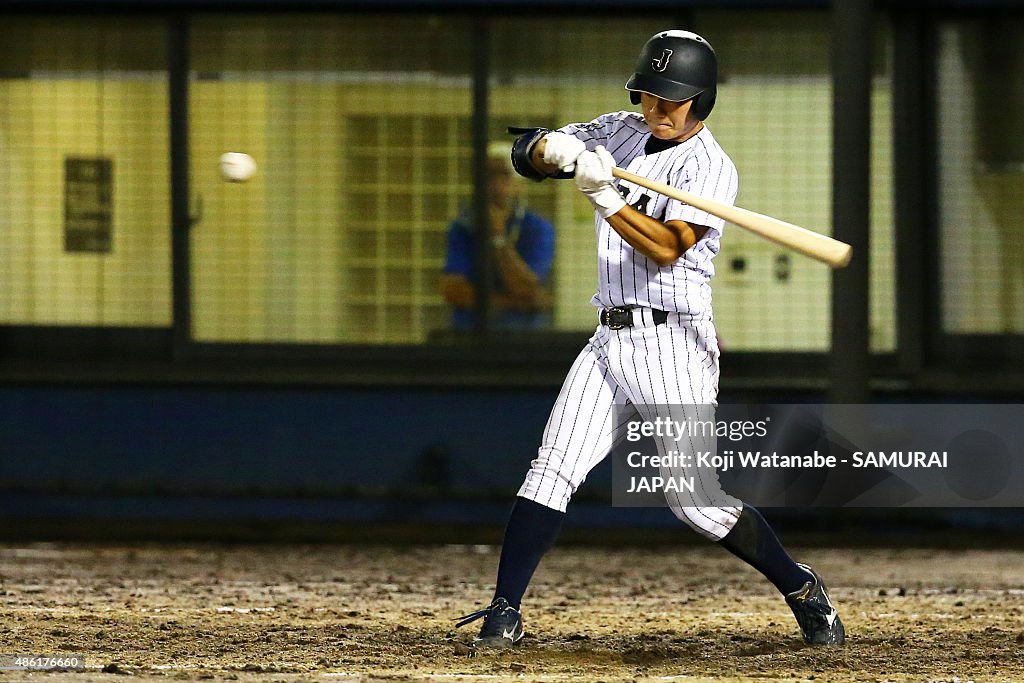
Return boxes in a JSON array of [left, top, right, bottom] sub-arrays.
[[455, 597, 524, 648], [785, 564, 845, 645]]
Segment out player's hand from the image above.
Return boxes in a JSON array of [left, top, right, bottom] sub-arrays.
[[574, 146, 626, 218], [541, 132, 587, 173], [574, 146, 617, 191]]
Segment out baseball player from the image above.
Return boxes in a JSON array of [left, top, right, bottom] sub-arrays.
[[457, 30, 845, 649]]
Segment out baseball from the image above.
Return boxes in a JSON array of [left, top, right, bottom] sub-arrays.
[[219, 152, 257, 182]]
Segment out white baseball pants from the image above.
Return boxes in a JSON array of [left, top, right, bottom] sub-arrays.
[[517, 309, 742, 540]]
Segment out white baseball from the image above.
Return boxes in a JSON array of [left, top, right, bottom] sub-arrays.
[[219, 152, 257, 182]]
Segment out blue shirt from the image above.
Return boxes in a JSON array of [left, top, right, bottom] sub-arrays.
[[443, 204, 555, 330]]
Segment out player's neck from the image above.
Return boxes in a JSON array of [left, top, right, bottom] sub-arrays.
[[646, 121, 705, 154]]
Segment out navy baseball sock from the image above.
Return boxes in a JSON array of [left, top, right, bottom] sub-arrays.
[[717, 505, 814, 596], [493, 497, 566, 610]]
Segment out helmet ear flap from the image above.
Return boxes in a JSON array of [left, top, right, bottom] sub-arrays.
[[629, 91, 641, 105], [689, 88, 717, 121]]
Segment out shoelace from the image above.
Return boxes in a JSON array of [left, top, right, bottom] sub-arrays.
[[795, 596, 833, 617], [455, 598, 508, 628]]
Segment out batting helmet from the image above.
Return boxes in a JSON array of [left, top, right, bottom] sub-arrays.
[[624, 30, 718, 121]]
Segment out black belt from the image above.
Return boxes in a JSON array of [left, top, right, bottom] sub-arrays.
[[599, 306, 670, 330]]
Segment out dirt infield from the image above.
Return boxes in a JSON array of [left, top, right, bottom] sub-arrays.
[[1, 542, 1023, 682]]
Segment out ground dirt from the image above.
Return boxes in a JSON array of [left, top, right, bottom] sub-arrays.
[[0, 542, 1022, 683]]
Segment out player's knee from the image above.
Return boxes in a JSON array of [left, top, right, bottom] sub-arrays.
[[668, 503, 740, 541], [517, 484, 571, 513], [517, 448, 579, 512]]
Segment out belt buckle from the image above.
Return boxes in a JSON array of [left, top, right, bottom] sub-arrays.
[[603, 306, 632, 330]]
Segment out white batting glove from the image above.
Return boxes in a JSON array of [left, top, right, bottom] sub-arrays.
[[541, 131, 587, 173], [574, 146, 626, 218]]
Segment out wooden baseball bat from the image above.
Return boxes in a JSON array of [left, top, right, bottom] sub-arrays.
[[612, 168, 853, 269]]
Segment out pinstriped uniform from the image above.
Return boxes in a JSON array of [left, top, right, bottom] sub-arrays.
[[517, 111, 743, 540]]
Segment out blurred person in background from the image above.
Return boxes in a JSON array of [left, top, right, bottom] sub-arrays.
[[440, 146, 555, 330]]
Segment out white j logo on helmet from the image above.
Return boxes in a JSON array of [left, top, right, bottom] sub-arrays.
[[652, 49, 673, 72]]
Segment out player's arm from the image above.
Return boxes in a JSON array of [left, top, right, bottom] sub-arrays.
[[576, 146, 708, 266], [606, 209, 709, 267]]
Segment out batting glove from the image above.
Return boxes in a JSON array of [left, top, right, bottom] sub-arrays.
[[541, 132, 587, 173], [574, 146, 626, 218]]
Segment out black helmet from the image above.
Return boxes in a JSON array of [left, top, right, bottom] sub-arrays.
[[624, 30, 718, 120]]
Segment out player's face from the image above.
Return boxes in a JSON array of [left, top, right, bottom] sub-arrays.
[[640, 93, 701, 141]]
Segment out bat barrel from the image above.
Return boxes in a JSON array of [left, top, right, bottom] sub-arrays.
[[611, 167, 852, 269]]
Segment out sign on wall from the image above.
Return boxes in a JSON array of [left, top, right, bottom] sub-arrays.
[[64, 157, 113, 254]]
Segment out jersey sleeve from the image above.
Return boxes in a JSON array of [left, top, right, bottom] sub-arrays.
[[443, 220, 474, 277], [557, 111, 634, 148], [516, 213, 556, 282], [662, 144, 739, 238]]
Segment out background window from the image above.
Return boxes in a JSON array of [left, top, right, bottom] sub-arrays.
[[0, 18, 170, 327], [937, 19, 1024, 335]]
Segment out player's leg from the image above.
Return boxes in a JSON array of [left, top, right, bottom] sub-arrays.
[[718, 505, 844, 644], [504, 337, 625, 603], [517, 337, 627, 513], [639, 404, 815, 603], [639, 407, 813, 602], [624, 317, 844, 644], [613, 318, 743, 538], [458, 331, 627, 647]]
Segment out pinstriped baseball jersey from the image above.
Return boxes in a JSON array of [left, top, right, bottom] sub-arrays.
[[558, 111, 738, 316]]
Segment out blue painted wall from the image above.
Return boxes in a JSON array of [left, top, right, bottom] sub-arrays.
[[2, 386, 1021, 535], [0, 386, 560, 493], [0, 386, 631, 529]]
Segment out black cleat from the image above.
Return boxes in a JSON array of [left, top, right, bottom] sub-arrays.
[[785, 564, 845, 645], [456, 597, 524, 648]]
